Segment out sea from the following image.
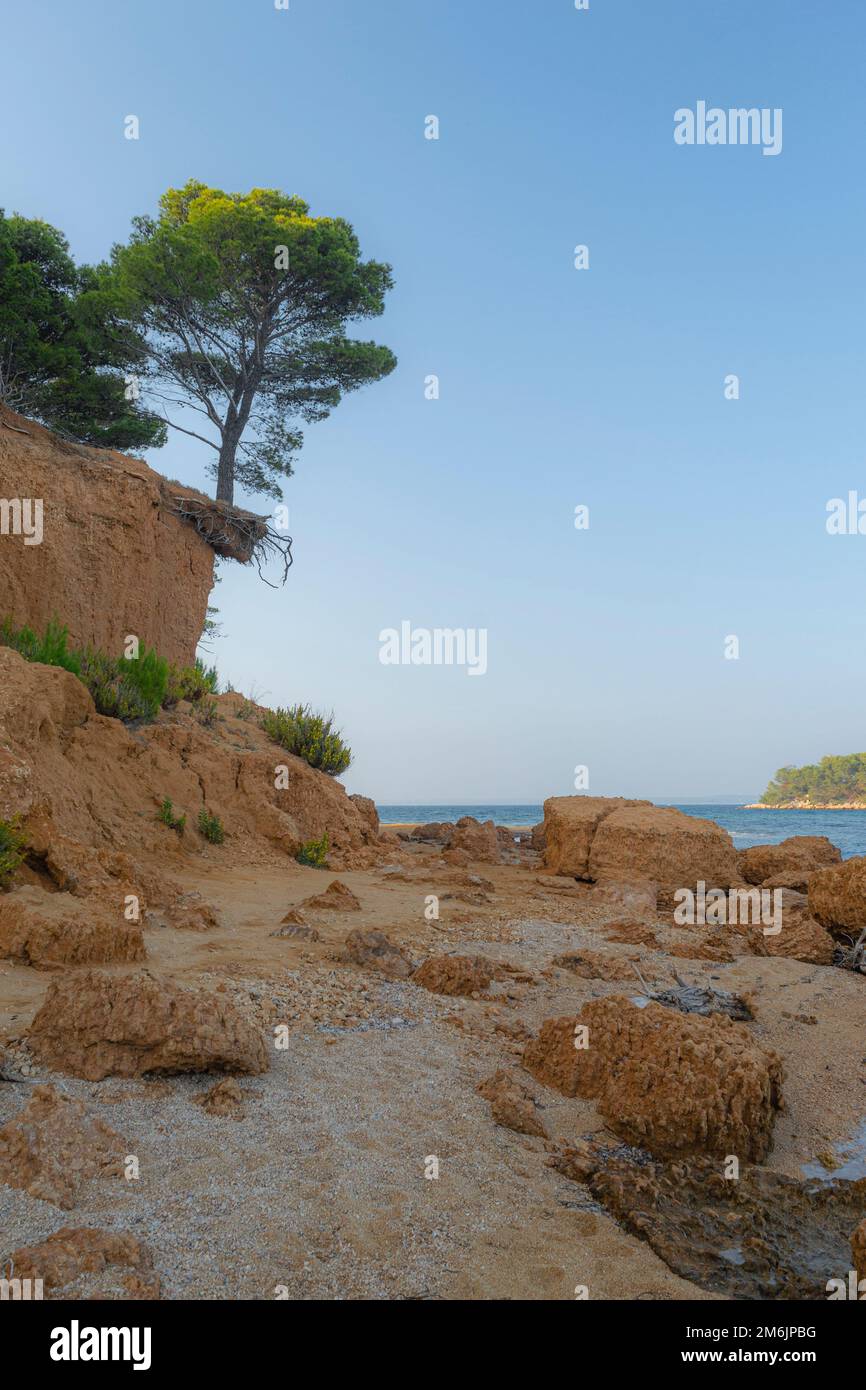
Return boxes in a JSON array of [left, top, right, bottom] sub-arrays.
[[376, 803, 866, 859]]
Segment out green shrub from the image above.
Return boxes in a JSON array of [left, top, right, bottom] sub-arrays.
[[296, 832, 329, 868], [158, 797, 186, 833], [121, 645, 168, 713], [195, 698, 219, 728], [261, 705, 352, 776], [77, 648, 160, 721], [164, 658, 220, 707], [197, 808, 224, 843], [0, 617, 80, 675], [0, 816, 27, 888]]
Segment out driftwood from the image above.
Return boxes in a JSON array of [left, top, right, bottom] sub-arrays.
[[631, 964, 753, 1020]]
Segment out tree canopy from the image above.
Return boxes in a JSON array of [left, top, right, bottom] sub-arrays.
[[84, 182, 397, 504], [760, 752, 866, 805], [0, 211, 165, 449]]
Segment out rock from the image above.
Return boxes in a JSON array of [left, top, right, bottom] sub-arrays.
[[0, 886, 146, 969], [441, 848, 471, 866], [349, 794, 379, 834], [852, 1218, 866, 1285], [542, 796, 648, 878], [530, 821, 546, 852], [808, 856, 866, 933], [552, 950, 637, 982], [412, 954, 494, 996], [28, 969, 269, 1080], [412, 822, 453, 842], [745, 893, 835, 966], [0, 404, 214, 667], [449, 816, 501, 863], [477, 1069, 547, 1138], [279, 908, 308, 926], [524, 996, 784, 1161], [591, 878, 659, 914], [344, 928, 414, 979], [270, 923, 320, 941], [193, 1077, 244, 1118], [591, 806, 739, 890], [605, 920, 659, 945], [738, 836, 841, 887], [2, 1227, 159, 1299], [0, 1084, 126, 1209], [302, 880, 361, 912]]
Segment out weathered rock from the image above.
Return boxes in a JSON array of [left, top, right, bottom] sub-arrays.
[[349, 794, 380, 834], [441, 847, 471, 867], [477, 1069, 547, 1138], [344, 928, 414, 979], [524, 996, 784, 1161], [413, 954, 493, 996], [852, 1218, 866, 1285], [2, 1226, 160, 1298], [590, 805, 739, 890], [302, 880, 361, 912], [449, 816, 501, 863], [413, 821, 454, 842], [0, 886, 145, 969], [193, 1077, 245, 1118], [0, 1084, 126, 1209], [747, 894, 835, 966], [738, 836, 841, 886], [270, 922, 320, 941], [605, 920, 659, 945], [0, 404, 214, 667], [28, 969, 269, 1080], [809, 856, 866, 933], [542, 796, 648, 878], [530, 821, 546, 852], [552, 950, 637, 982]]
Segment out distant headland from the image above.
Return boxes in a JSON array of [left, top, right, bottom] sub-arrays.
[[748, 753, 866, 810]]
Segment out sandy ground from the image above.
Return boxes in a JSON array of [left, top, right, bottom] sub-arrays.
[[1, 843, 865, 1300]]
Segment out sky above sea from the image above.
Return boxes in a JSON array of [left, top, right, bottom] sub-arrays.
[[3, 1, 864, 802]]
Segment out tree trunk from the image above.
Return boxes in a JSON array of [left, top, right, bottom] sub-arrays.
[[216, 436, 237, 505]]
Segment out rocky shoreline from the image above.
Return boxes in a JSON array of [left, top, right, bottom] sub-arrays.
[[743, 801, 866, 810]]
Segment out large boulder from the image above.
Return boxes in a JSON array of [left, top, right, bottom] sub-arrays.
[[738, 836, 841, 887], [523, 996, 784, 1161], [542, 796, 737, 889], [589, 805, 739, 890], [852, 1218, 866, 1286], [542, 796, 648, 878], [28, 969, 269, 1080], [808, 857, 866, 933]]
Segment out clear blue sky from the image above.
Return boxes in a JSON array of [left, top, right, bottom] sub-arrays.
[[3, 0, 865, 802]]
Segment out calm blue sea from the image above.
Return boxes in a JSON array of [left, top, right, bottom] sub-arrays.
[[377, 803, 866, 859]]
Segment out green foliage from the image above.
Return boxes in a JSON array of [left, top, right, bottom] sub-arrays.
[[89, 181, 396, 502], [0, 816, 27, 888], [0, 210, 165, 448], [197, 807, 225, 844], [296, 832, 329, 868], [158, 798, 186, 833], [164, 657, 219, 707], [760, 753, 866, 806], [2, 618, 166, 722], [0, 617, 80, 674], [195, 698, 219, 728], [261, 704, 351, 776]]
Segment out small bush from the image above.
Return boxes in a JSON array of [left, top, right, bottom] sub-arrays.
[[0, 816, 27, 888], [197, 808, 224, 844], [261, 705, 352, 776], [164, 658, 220, 707], [158, 797, 186, 834], [195, 698, 219, 728], [0, 617, 80, 675], [296, 832, 329, 868]]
